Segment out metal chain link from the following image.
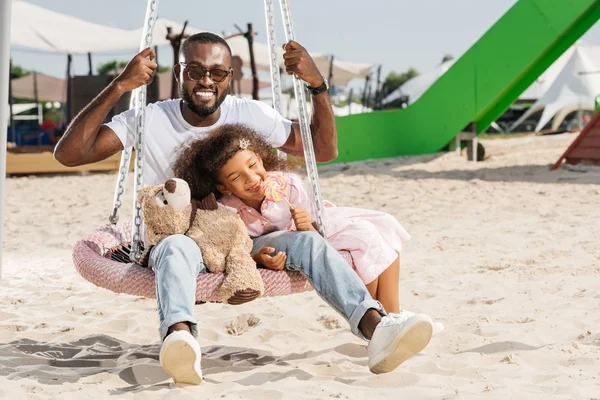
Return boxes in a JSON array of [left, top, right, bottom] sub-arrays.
[[278, 0, 327, 238], [109, 145, 132, 224], [264, 0, 286, 159], [264, 0, 282, 114], [109, 0, 159, 228], [130, 0, 160, 262]]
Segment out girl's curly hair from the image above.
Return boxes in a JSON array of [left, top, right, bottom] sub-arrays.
[[173, 123, 299, 200]]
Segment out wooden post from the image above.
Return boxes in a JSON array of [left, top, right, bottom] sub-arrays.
[[33, 71, 40, 145], [8, 58, 15, 143], [374, 64, 382, 109], [361, 74, 370, 112], [327, 55, 334, 98], [246, 23, 259, 100], [33, 70, 39, 103], [231, 55, 243, 95], [87, 52, 93, 75], [348, 88, 354, 115], [167, 22, 189, 99], [472, 122, 478, 162], [66, 54, 72, 124]]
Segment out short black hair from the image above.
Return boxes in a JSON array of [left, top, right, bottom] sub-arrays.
[[179, 32, 232, 60]]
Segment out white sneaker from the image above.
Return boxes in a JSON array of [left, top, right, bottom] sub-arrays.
[[368, 313, 433, 374], [159, 330, 203, 385], [389, 310, 445, 336]]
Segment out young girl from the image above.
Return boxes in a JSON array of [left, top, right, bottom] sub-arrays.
[[174, 123, 412, 315]]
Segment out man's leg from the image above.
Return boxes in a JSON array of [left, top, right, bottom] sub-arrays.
[[149, 234, 204, 384], [252, 231, 385, 338], [149, 234, 206, 340], [252, 231, 434, 374]]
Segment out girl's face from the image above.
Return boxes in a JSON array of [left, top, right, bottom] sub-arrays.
[[217, 149, 267, 202]]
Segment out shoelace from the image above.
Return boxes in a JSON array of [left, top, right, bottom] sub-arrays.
[[391, 310, 445, 335], [380, 312, 411, 327]]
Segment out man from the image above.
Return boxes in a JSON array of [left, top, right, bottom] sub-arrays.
[[54, 32, 434, 384]]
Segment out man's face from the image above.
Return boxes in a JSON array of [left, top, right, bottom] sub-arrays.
[[175, 42, 232, 118]]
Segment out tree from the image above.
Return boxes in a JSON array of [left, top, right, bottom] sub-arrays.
[[441, 54, 454, 64], [10, 63, 30, 79], [97, 60, 129, 75], [380, 68, 419, 99], [97, 60, 171, 75]]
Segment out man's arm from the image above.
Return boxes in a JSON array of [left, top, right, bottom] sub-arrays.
[[54, 47, 157, 167], [277, 41, 338, 163]]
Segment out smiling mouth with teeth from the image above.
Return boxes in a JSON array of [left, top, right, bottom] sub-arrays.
[[195, 91, 215, 99]]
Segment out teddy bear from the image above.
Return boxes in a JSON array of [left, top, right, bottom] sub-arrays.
[[136, 178, 264, 304]]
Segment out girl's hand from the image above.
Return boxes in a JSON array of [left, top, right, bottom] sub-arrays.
[[252, 247, 287, 270], [291, 208, 315, 232]]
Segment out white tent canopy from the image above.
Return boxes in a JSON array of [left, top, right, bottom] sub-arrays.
[[4, 103, 41, 126], [331, 103, 372, 117], [382, 42, 593, 112], [128, 18, 204, 50], [11, 1, 137, 53], [6, 103, 37, 115], [382, 60, 455, 106], [518, 47, 575, 101], [509, 42, 600, 132], [10, 1, 373, 86], [227, 35, 283, 71], [320, 58, 374, 87], [263, 93, 371, 120]]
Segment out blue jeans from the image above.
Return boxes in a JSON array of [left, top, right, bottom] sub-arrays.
[[149, 231, 384, 340]]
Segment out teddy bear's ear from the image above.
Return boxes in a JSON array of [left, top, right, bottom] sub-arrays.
[[196, 192, 218, 210], [137, 185, 158, 205]]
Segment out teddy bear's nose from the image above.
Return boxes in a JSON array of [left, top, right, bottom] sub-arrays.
[[165, 179, 177, 194]]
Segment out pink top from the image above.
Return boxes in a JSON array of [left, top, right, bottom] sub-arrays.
[[219, 173, 327, 238]]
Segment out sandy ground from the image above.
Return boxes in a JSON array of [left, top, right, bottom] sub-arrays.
[[1, 132, 599, 399]]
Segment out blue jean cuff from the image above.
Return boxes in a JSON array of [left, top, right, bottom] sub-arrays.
[[159, 312, 198, 342], [348, 299, 386, 340]]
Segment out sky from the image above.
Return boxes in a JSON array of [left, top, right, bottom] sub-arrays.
[[9, 0, 600, 89]]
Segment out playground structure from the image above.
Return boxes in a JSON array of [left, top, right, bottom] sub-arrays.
[[333, 0, 600, 163], [552, 109, 600, 169]]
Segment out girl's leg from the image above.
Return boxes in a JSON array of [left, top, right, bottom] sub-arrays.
[[365, 278, 379, 301], [374, 254, 400, 314]]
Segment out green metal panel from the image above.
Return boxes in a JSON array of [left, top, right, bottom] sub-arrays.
[[332, 0, 600, 164]]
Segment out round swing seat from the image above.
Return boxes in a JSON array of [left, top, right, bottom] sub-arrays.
[[73, 222, 313, 302]]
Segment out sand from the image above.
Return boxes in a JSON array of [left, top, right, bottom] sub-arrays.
[[1, 132, 599, 399]]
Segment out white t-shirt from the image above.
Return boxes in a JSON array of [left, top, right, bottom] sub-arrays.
[[105, 96, 292, 187]]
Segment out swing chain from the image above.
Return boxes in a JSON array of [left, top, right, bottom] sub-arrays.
[[264, 0, 282, 114], [278, 0, 327, 238], [109, 148, 132, 224], [130, 0, 160, 262], [109, 0, 158, 227]]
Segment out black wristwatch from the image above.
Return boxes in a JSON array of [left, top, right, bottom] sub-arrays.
[[306, 77, 329, 96]]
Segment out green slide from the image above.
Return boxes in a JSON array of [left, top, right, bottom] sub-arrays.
[[333, 0, 600, 163]]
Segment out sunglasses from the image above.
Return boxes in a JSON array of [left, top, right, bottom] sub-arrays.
[[179, 63, 233, 83]]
